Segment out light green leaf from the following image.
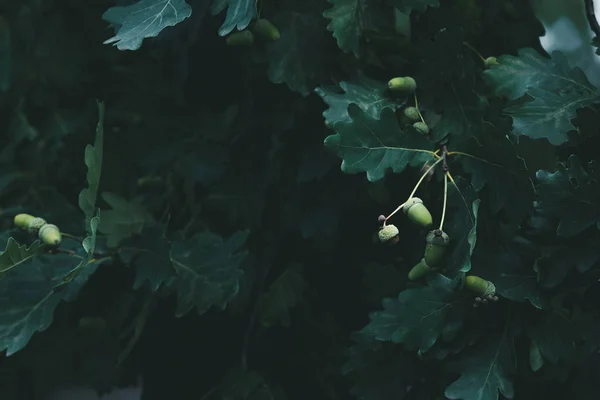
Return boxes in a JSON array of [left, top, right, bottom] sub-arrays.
[[359, 274, 465, 353], [98, 192, 155, 248], [484, 48, 597, 145], [315, 73, 403, 128], [0, 238, 99, 356], [535, 155, 600, 237], [323, 0, 366, 57], [102, 0, 192, 51], [78, 101, 104, 225], [259, 263, 306, 327], [170, 230, 249, 317], [445, 329, 516, 400], [212, 0, 256, 36], [324, 103, 436, 182]]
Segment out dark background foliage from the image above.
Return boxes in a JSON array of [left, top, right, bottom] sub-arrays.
[[1, 1, 600, 399]]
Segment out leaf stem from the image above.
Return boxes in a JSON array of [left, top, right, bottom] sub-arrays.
[[413, 93, 425, 123], [384, 157, 444, 224], [462, 41, 485, 62], [439, 173, 448, 231]]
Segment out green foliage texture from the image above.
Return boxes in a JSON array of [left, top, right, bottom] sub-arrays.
[[1, 1, 600, 399]]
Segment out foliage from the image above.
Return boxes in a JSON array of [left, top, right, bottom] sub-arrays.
[[1, 1, 600, 400]]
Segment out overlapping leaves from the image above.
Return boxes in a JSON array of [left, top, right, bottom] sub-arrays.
[[484, 48, 598, 145], [212, 0, 256, 36], [323, 0, 366, 58]]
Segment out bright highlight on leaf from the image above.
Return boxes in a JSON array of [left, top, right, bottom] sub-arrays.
[[103, 0, 192, 51], [212, 0, 256, 37]]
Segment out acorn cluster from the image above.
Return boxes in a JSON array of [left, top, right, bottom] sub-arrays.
[[225, 19, 280, 46], [387, 76, 430, 136], [14, 213, 62, 247]]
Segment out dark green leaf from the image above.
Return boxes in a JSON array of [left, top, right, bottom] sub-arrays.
[[535, 155, 600, 237], [0, 238, 42, 280], [484, 49, 597, 145], [445, 328, 516, 400], [525, 310, 578, 366], [259, 263, 306, 327], [359, 274, 466, 352], [212, 0, 256, 37], [98, 192, 156, 248], [315, 73, 403, 127], [533, 243, 600, 289], [324, 104, 436, 182], [0, 16, 10, 92], [170, 230, 249, 316], [78, 102, 104, 224], [323, 0, 366, 57], [392, 0, 440, 13], [102, 0, 192, 51]]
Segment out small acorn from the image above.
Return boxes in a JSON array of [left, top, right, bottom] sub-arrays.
[[403, 197, 433, 228], [403, 107, 420, 122], [423, 230, 450, 267], [388, 76, 417, 92], [464, 275, 496, 297], [378, 224, 399, 244], [14, 213, 36, 230], [484, 56, 498, 68], [413, 121, 429, 135], [226, 30, 254, 46], [27, 217, 47, 235], [252, 19, 280, 41], [39, 223, 62, 247]]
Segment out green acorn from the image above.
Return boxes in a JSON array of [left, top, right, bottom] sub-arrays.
[[39, 224, 62, 247], [27, 217, 47, 235], [388, 76, 417, 92], [14, 213, 36, 230], [484, 56, 498, 68], [252, 19, 280, 41], [423, 230, 450, 267], [226, 30, 254, 46], [413, 121, 429, 135], [403, 197, 433, 227], [378, 224, 399, 244], [408, 258, 433, 280], [403, 106, 420, 122], [464, 275, 496, 297]]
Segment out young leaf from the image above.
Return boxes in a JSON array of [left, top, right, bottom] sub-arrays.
[[98, 192, 156, 248], [484, 48, 597, 145], [102, 0, 192, 51], [324, 104, 436, 182], [0, 238, 99, 356], [259, 263, 306, 327], [359, 274, 466, 353], [315, 73, 403, 127], [118, 225, 175, 291], [78, 101, 104, 225], [170, 230, 249, 317], [535, 155, 600, 237], [445, 329, 516, 400], [323, 0, 366, 58], [212, 0, 256, 37]]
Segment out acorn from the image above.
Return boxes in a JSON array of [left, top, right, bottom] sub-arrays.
[[378, 224, 399, 244], [423, 230, 450, 267], [14, 213, 36, 230], [403, 197, 433, 227], [413, 121, 429, 135], [403, 106, 420, 122], [388, 76, 417, 92], [252, 19, 280, 41], [484, 56, 498, 68], [408, 258, 433, 280], [226, 30, 254, 46], [38, 224, 61, 247], [27, 217, 47, 235], [464, 275, 496, 297]]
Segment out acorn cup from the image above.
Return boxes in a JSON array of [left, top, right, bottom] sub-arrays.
[[252, 19, 280, 41], [226, 30, 254, 46], [408, 230, 450, 280], [403, 197, 433, 228], [378, 224, 399, 244], [403, 106, 420, 122], [388, 76, 417, 92]]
